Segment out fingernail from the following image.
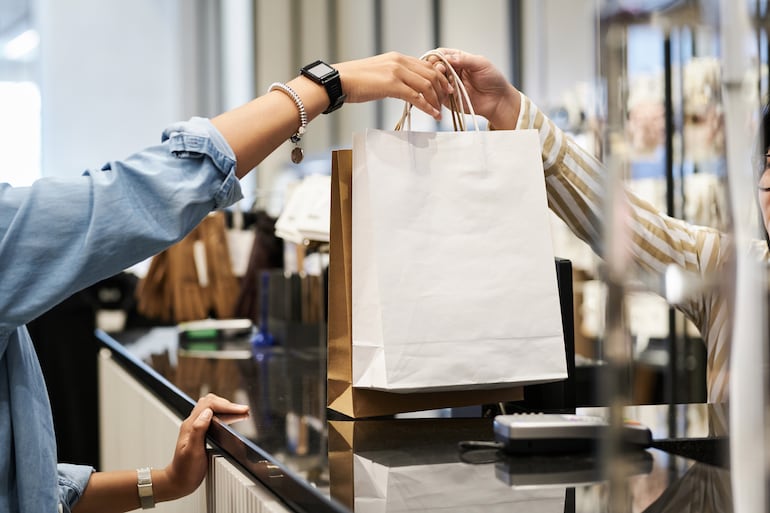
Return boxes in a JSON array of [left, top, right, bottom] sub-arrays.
[[199, 408, 213, 421]]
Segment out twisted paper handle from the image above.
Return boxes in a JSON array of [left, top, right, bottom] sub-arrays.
[[395, 49, 480, 132]]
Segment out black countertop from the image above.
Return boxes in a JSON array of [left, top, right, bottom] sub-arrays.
[[96, 328, 732, 513]]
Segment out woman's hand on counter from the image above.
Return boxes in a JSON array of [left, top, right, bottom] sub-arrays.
[[72, 393, 249, 513], [159, 393, 251, 500]]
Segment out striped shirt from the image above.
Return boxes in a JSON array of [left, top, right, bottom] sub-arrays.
[[516, 92, 767, 404]]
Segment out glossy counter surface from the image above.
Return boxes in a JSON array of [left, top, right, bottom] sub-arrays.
[[97, 328, 732, 513]]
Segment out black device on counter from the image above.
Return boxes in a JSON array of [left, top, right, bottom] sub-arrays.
[[494, 413, 652, 454]]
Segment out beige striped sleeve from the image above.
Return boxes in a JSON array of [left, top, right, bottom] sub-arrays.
[[515, 92, 739, 403], [515, 92, 727, 327]]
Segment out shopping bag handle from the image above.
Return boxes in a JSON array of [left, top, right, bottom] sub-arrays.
[[394, 49, 481, 133]]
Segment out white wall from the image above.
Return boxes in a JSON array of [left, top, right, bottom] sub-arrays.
[[31, 0, 599, 204], [35, 0, 204, 178]]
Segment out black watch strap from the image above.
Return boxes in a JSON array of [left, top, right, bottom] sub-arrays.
[[300, 60, 346, 114], [322, 76, 346, 114]]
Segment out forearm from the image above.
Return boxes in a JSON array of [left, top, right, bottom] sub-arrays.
[[213, 53, 450, 175], [73, 468, 183, 513], [212, 76, 327, 178]]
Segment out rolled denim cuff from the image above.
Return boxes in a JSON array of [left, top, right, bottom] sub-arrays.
[[57, 463, 95, 513], [161, 116, 243, 209]]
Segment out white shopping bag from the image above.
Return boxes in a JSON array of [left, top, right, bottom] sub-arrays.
[[352, 456, 566, 513], [351, 126, 567, 392]]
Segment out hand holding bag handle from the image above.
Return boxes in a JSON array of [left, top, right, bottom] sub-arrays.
[[395, 50, 481, 133]]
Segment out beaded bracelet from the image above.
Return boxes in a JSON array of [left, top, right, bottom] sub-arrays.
[[268, 82, 308, 164]]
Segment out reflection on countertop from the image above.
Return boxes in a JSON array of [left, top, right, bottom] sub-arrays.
[[105, 328, 732, 513]]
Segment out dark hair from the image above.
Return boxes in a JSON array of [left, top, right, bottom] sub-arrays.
[[754, 103, 770, 183]]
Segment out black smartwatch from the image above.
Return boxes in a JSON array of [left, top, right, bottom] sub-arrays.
[[300, 60, 346, 114]]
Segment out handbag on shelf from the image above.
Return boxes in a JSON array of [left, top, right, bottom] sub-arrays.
[[327, 50, 567, 418], [233, 210, 284, 324], [136, 211, 240, 323]]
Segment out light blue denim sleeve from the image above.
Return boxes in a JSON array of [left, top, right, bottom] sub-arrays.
[[0, 117, 243, 333], [57, 463, 94, 513]]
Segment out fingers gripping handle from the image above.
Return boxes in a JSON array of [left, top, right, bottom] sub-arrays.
[[395, 49, 480, 132]]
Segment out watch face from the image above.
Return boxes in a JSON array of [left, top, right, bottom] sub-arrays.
[[307, 61, 335, 79]]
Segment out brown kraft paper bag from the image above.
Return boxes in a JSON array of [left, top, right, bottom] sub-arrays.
[[327, 149, 523, 418]]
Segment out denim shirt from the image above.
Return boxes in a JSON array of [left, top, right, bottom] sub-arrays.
[[0, 117, 243, 512]]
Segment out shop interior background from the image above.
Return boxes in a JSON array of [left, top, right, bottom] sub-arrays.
[[1, 0, 748, 407]]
